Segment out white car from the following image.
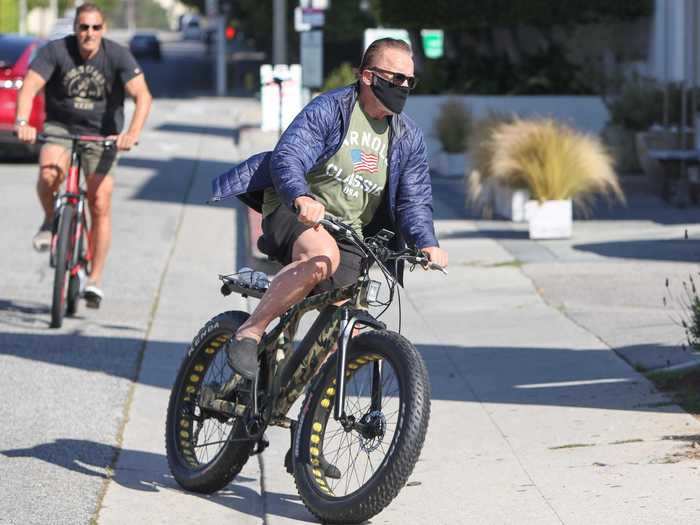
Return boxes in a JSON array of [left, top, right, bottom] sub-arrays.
[[182, 18, 202, 41]]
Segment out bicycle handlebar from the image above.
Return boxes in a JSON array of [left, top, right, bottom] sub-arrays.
[[318, 213, 447, 275], [37, 132, 117, 147]]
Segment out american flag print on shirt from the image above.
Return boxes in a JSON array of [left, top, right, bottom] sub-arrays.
[[350, 149, 379, 174]]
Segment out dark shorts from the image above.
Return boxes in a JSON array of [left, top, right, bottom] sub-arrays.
[[259, 205, 364, 292]]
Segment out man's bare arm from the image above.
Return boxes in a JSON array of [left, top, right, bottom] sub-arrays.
[[116, 73, 152, 150], [15, 70, 47, 143]]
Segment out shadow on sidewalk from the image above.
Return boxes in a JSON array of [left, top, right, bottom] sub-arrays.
[[118, 156, 236, 206], [574, 238, 700, 263], [0, 326, 690, 414], [155, 123, 260, 145], [0, 330, 183, 390], [418, 343, 686, 414], [0, 439, 312, 522]]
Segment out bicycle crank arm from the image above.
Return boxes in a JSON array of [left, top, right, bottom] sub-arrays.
[[199, 385, 247, 418]]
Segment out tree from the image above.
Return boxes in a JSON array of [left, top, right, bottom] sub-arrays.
[[368, 0, 653, 94], [370, 0, 653, 30]]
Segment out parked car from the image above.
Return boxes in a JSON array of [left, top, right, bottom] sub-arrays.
[[182, 17, 203, 41], [0, 34, 45, 156], [129, 32, 161, 61]]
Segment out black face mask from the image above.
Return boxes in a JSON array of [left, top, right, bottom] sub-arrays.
[[370, 74, 409, 114]]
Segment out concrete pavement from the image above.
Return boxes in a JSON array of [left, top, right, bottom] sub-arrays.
[[2, 95, 700, 524]]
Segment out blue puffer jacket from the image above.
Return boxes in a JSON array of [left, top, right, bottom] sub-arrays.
[[211, 84, 438, 249]]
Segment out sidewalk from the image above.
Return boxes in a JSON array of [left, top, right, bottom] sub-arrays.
[[99, 98, 700, 524]]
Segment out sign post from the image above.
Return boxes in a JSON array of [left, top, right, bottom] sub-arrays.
[[300, 30, 323, 88]]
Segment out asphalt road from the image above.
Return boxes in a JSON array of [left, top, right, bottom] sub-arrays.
[[0, 35, 226, 525]]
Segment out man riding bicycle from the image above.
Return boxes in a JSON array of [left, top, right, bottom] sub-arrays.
[[15, 2, 152, 308], [211, 38, 448, 379]]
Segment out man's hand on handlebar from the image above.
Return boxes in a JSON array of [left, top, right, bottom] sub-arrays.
[[294, 195, 326, 228], [14, 123, 37, 144], [110, 132, 138, 151], [420, 246, 448, 269]]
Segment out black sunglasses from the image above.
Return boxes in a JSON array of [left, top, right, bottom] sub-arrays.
[[369, 67, 418, 89], [78, 24, 103, 32]]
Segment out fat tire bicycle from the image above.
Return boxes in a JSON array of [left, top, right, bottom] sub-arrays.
[[40, 132, 116, 328], [165, 214, 446, 523]]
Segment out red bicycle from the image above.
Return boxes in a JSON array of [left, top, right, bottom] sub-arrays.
[[40, 132, 116, 328]]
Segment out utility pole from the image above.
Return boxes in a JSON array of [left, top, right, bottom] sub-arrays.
[[273, 0, 287, 65], [127, 0, 136, 32], [19, 0, 27, 35]]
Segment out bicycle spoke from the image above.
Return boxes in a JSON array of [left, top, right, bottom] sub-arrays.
[[317, 353, 403, 498]]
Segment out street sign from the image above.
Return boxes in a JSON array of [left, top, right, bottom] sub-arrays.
[[299, 0, 330, 8], [363, 28, 411, 51], [302, 8, 325, 27], [301, 30, 323, 88], [421, 29, 444, 59]]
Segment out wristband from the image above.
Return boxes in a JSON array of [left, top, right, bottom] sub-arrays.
[[15, 118, 28, 127]]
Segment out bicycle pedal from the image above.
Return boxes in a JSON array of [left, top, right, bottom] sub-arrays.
[[251, 433, 269, 455]]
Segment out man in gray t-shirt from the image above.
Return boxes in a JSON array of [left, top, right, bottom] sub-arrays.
[[15, 2, 152, 308]]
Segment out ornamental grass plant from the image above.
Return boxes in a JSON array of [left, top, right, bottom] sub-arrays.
[[472, 118, 625, 212]]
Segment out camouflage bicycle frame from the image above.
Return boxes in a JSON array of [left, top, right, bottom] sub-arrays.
[[258, 280, 369, 420]]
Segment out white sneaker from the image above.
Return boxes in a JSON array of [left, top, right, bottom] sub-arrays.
[[32, 221, 52, 252], [84, 284, 103, 309]]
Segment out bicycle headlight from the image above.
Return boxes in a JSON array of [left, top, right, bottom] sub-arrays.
[[365, 280, 381, 304]]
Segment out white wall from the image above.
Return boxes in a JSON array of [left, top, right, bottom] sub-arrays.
[[404, 95, 610, 165]]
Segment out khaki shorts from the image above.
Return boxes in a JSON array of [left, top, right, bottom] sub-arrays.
[[42, 122, 118, 177]]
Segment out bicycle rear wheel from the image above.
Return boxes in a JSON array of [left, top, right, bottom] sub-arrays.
[[165, 311, 256, 493], [50, 204, 76, 328], [293, 330, 431, 524]]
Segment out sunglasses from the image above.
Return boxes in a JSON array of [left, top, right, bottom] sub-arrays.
[[369, 67, 418, 90], [78, 24, 103, 32]]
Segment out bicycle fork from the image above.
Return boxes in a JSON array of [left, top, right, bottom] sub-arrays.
[[334, 308, 386, 427]]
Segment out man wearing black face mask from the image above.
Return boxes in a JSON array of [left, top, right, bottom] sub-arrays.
[[211, 38, 448, 379]]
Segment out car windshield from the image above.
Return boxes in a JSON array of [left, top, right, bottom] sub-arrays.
[[0, 37, 30, 68]]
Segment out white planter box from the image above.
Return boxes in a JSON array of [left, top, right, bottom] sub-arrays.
[[434, 151, 467, 177], [493, 182, 530, 222], [525, 199, 572, 239]]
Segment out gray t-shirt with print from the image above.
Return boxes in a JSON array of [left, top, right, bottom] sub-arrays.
[[30, 36, 142, 135]]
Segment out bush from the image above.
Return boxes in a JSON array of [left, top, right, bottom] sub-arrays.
[[487, 118, 624, 208], [665, 273, 700, 352], [434, 98, 472, 153], [322, 62, 357, 92], [607, 80, 694, 131]]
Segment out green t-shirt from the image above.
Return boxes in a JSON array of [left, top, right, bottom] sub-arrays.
[[262, 102, 390, 235]]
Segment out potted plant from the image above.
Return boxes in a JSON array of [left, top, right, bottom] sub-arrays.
[[433, 98, 472, 177], [466, 112, 530, 221], [601, 79, 660, 173], [488, 118, 624, 239]]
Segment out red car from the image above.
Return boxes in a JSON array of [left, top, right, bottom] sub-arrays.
[[0, 34, 45, 154]]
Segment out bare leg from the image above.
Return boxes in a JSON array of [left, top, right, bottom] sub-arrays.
[[86, 174, 113, 285], [235, 226, 340, 342], [37, 144, 70, 221]]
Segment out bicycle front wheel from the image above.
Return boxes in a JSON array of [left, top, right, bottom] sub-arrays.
[[50, 204, 75, 328], [293, 330, 431, 524]]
